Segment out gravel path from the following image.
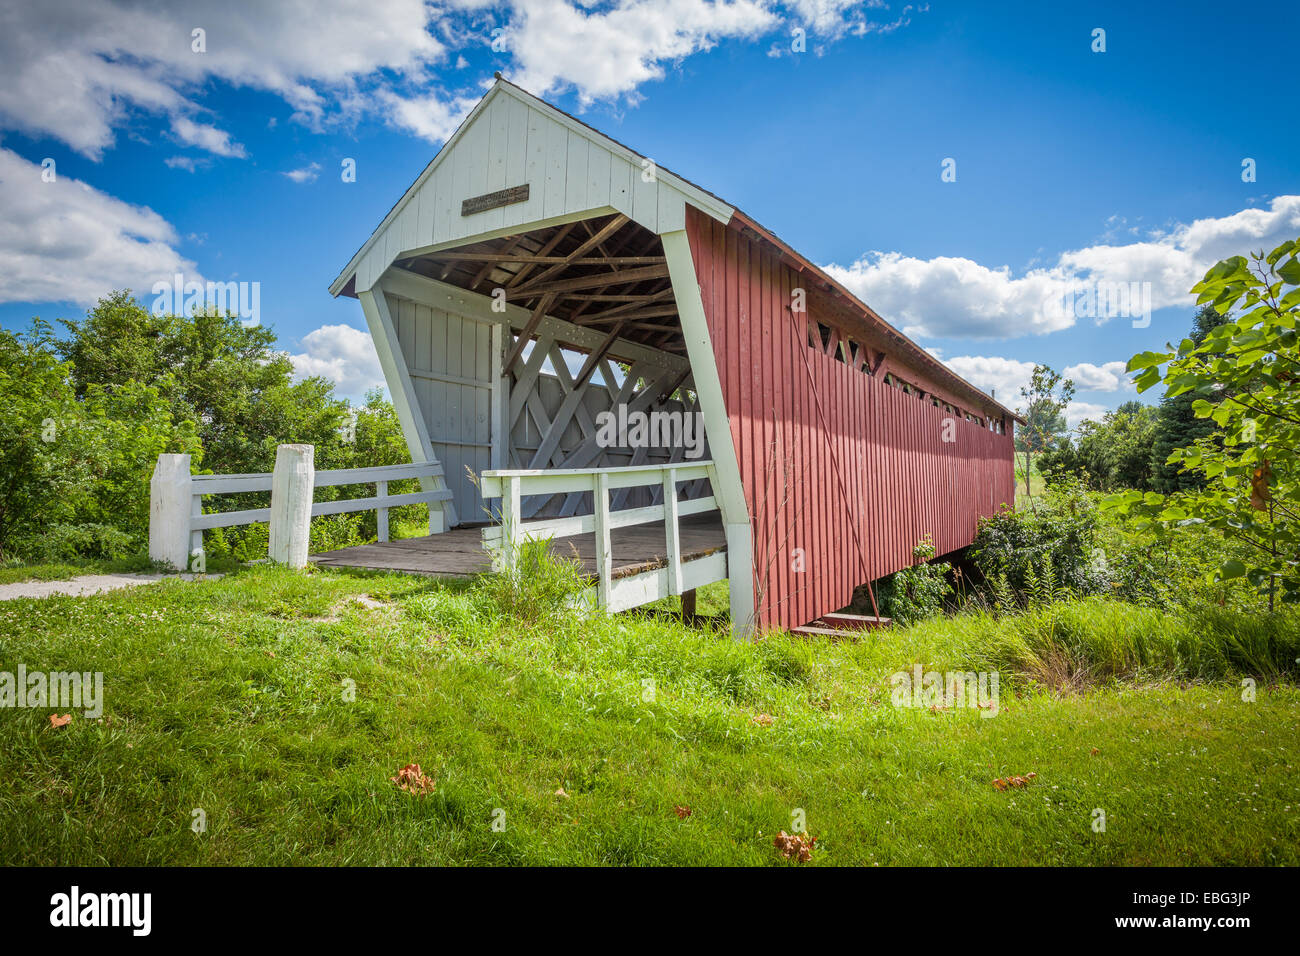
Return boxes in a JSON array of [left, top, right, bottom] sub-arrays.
[[0, 573, 221, 602]]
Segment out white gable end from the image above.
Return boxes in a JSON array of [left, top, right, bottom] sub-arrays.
[[332, 80, 734, 297]]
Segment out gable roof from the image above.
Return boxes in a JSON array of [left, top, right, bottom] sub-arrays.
[[330, 75, 1020, 423]]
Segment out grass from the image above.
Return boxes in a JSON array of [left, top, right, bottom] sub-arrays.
[[1, 565, 1297, 866]]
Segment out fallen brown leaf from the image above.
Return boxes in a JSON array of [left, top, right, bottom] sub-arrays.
[[49, 713, 72, 729], [674, 805, 692, 819], [752, 713, 775, 726], [773, 830, 816, 863], [992, 772, 1037, 791], [390, 763, 435, 796]]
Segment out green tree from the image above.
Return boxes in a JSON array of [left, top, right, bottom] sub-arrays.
[[1149, 305, 1233, 491], [1015, 365, 1074, 496], [1042, 401, 1159, 490], [59, 293, 351, 475], [1111, 236, 1300, 608]]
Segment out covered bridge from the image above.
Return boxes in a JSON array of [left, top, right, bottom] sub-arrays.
[[327, 75, 1018, 636]]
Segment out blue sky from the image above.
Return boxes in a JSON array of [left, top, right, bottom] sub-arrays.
[[2, 0, 1297, 425]]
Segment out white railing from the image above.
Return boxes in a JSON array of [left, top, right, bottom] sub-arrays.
[[479, 460, 728, 612], [148, 445, 452, 571]]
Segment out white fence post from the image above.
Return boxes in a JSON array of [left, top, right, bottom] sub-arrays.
[[593, 471, 612, 607], [269, 444, 314, 568], [376, 479, 389, 542], [662, 466, 682, 597], [149, 453, 192, 571]]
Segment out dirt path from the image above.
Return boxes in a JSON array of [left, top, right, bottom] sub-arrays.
[[0, 573, 221, 602]]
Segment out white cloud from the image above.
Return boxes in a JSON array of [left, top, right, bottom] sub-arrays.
[[283, 163, 323, 184], [1062, 360, 1131, 392], [375, 88, 480, 145], [935, 355, 1035, 404], [164, 156, 211, 173], [825, 195, 1300, 339], [0, 0, 448, 159], [0, 148, 198, 305], [1065, 401, 1111, 429], [503, 0, 780, 105], [288, 324, 387, 398], [0, 2, 921, 158], [170, 117, 246, 158]]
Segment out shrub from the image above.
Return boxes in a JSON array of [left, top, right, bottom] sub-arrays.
[[11, 522, 135, 563], [877, 535, 952, 625], [970, 477, 1106, 600]]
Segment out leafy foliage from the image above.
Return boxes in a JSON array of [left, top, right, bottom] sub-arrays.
[[970, 478, 1105, 600], [877, 534, 953, 625], [1149, 305, 1234, 492], [1039, 401, 1159, 491], [1, 292, 414, 562], [1109, 236, 1300, 607]]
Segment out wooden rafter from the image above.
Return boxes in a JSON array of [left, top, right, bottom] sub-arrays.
[[506, 221, 579, 290], [513, 214, 630, 292], [514, 263, 670, 297], [501, 292, 557, 375]]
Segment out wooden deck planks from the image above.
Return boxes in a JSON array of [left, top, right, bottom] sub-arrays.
[[310, 514, 726, 580]]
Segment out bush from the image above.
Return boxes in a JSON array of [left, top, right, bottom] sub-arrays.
[[970, 477, 1106, 601], [877, 535, 953, 625], [12, 523, 135, 563]]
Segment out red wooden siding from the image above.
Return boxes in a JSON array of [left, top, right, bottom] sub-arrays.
[[685, 206, 1016, 631]]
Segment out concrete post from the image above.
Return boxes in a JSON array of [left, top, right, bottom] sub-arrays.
[[268, 444, 314, 568], [149, 454, 193, 571]]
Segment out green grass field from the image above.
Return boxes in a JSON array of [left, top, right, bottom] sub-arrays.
[[1, 564, 1296, 866]]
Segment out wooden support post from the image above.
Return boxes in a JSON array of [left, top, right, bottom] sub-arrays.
[[495, 474, 521, 571], [662, 467, 682, 597], [377, 479, 389, 542], [593, 471, 612, 608], [269, 444, 314, 568], [681, 588, 697, 623], [149, 453, 192, 571]]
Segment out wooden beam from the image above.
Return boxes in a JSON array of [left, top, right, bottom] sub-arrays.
[[506, 221, 578, 290], [573, 322, 625, 390], [511, 214, 630, 292], [467, 236, 522, 291], [501, 292, 556, 375], [428, 252, 664, 267], [517, 263, 670, 297]]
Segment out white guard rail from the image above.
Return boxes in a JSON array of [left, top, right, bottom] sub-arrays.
[[149, 446, 452, 571], [479, 460, 728, 613]]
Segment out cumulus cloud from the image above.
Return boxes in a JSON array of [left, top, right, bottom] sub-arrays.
[[1065, 401, 1111, 429], [503, 0, 779, 105], [935, 355, 1036, 404], [0, 148, 198, 305], [287, 324, 387, 398], [0, 0, 448, 159], [1062, 360, 1132, 392], [283, 163, 322, 184], [0, 2, 915, 160], [825, 195, 1300, 340]]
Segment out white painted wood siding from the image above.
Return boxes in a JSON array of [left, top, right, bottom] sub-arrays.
[[388, 293, 494, 523], [336, 82, 733, 296]]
